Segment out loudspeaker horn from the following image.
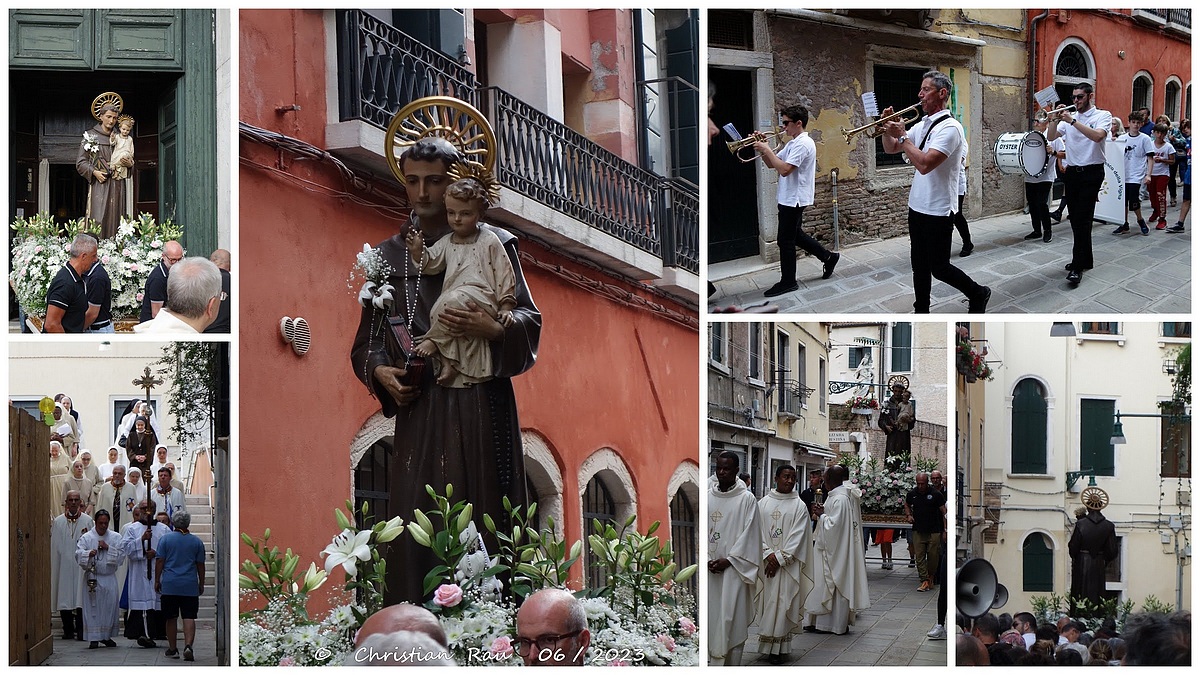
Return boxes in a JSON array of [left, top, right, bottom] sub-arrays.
[[957, 558, 998, 619], [992, 583, 1009, 610]]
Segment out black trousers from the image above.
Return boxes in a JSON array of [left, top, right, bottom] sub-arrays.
[[908, 208, 985, 312], [1061, 164, 1104, 271], [1025, 181, 1053, 234], [953, 194, 971, 245], [777, 204, 831, 283]]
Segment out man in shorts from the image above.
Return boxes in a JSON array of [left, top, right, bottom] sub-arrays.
[[155, 510, 206, 661]]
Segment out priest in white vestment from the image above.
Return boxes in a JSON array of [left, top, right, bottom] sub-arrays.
[[52, 490, 93, 641], [96, 466, 139, 597], [123, 500, 171, 645], [150, 467, 187, 523], [707, 451, 761, 666], [754, 465, 813, 663], [77, 509, 127, 647], [805, 465, 870, 635]]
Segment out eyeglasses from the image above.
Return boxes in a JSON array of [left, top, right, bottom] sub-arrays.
[[165, 255, 185, 263], [1072, 94, 1088, 100], [781, 119, 794, 125], [212, 292, 228, 302], [514, 630, 584, 657]]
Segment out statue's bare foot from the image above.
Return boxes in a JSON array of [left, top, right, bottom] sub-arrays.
[[436, 361, 460, 387], [413, 340, 437, 357]]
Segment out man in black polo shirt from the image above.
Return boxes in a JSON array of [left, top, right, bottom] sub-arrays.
[[44, 234, 97, 333], [904, 471, 947, 593], [203, 248, 231, 334], [140, 240, 183, 322], [82, 234, 114, 333]]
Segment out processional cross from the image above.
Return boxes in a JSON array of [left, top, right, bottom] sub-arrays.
[[133, 366, 163, 404]]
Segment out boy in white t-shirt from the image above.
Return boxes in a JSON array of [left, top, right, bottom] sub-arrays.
[[1148, 123, 1177, 229], [1113, 111, 1155, 235]]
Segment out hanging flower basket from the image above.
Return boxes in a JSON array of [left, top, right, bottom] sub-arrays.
[[956, 337, 993, 382], [851, 408, 875, 415], [848, 395, 880, 415]]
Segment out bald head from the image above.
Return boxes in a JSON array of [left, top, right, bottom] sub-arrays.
[[355, 603, 447, 649], [209, 248, 231, 271], [957, 633, 989, 665], [516, 588, 589, 666]]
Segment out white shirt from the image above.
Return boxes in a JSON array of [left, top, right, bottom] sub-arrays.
[[907, 111, 964, 216], [132, 308, 199, 334], [1121, 132, 1155, 182], [776, 132, 816, 208], [1150, 138, 1176, 177], [957, 139, 969, 196], [1055, 106, 1112, 167]]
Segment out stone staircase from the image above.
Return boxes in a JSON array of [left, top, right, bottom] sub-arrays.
[[50, 492, 218, 634]]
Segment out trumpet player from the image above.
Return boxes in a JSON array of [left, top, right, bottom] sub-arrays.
[[880, 70, 990, 313], [1044, 83, 1112, 287], [756, 105, 840, 297]]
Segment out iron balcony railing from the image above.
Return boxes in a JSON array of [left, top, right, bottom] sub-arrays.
[[336, 10, 479, 127], [1167, 9, 1191, 28], [335, 10, 699, 275], [777, 379, 809, 418]]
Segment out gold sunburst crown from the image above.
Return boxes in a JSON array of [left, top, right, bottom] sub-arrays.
[[116, 114, 135, 128], [92, 91, 124, 121], [447, 161, 501, 205], [384, 96, 497, 187]]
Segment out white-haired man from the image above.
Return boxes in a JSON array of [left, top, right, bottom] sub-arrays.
[[135, 256, 224, 333]]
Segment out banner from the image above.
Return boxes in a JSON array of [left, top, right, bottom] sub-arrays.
[[1095, 139, 1126, 225]]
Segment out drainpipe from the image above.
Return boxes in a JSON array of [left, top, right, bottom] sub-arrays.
[[1029, 10, 1050, 121], [830, 167, 841, 250]]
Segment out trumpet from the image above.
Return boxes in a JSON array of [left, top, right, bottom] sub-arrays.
[[725, 126, 790, 163], [1035, 104, 1077, 123], [840, 103, 923, 144]]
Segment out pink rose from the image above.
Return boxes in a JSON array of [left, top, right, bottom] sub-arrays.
[[136, 292, 144, 302], [35, 246, 43, 253], [102, 256, 110, 263], [678, 616, 696, 636], [130, 263, 139, 271], [657, 634, 676, 652], [609, 660, 630, 667], [279, 656, 297, 666], [432, 583, 463, 608], [489, 636, 514, 659]]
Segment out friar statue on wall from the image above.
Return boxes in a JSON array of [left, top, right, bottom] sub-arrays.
[[76, 92, 134, 239], [1068, 487, 1118, 612]]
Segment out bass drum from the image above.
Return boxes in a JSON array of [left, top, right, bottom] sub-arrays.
[[994, 131, 1049, 177]]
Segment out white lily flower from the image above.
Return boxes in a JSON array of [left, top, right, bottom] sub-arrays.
[[374, 515, 405, 543], [321, 529, 372, 578], [372, 284, 394, 309], [358, 281, 377, 307]]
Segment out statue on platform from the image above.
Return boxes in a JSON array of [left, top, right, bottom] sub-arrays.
[[1068, 487, 1117, 613], [878, 376, 912, 465], [76, 92, 133, 239]]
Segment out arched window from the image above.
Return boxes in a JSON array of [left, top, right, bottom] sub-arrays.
[[1133, 74, 1153, 113], [1056, 45, 1089, 79], [583, 474, 617, 589], [1164, 80, 1182, 122], [1012, 378, 1048, 474], [353, 437, 392, 530], [670, 488, 698, 600], [1022, 533, 1054, 592]]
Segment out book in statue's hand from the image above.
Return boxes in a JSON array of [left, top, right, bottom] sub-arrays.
[[384, 316, 426, 387]]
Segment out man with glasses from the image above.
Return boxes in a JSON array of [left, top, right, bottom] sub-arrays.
[[755, 104, 839, 297], [45, 233, 98, 333], [134, 257, 224, 334], [881, 71, 991, 313], [515, 588, 590, 666], [140, 240, 185, 322], [1045, 83, 1112, 287]]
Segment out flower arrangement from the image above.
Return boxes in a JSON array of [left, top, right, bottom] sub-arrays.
[[348, 243, 395, 310], [848, 395, 880, 411], [839, 452, 940, 517], [82, 131, 101, 167], [9, 211, 182, 321], [239, 486, 700, 667], [955, 327, 993, 382]]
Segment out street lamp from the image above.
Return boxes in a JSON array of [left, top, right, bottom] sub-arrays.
[[1050, 322, 1077, 337]]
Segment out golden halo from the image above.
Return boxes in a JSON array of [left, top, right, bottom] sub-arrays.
[[887, 375, 910, 390], [384, 96, 496, 186], [91, 92, 124, 121], [447, 161, 501, 205], [1081, 486, 1109, 511]]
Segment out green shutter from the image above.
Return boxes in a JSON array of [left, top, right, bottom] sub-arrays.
[[1023, 533, 1053, 592], [892, 322, 912, 371], [1080, 399, 1116, 477], [1011, 379, 1048, 473]]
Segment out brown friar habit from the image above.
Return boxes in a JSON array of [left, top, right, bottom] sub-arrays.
[[352, 221, 540, 605], [76, 123, 126, 239], [1068, 509, 1117, 605]]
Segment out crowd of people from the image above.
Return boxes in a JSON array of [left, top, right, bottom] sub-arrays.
[[43, 237, 231, 334], [708, 454, 949, 665], [957, 609, 1190, 666], [47, 394, 206, 660]]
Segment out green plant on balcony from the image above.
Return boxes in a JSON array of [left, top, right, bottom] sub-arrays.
[[956, 329, 993, 383]]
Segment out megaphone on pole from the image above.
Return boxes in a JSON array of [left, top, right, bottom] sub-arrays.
[[957, 558, 999, 619]]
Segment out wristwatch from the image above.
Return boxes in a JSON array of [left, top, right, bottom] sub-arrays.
[[898, 135, 909, 146]]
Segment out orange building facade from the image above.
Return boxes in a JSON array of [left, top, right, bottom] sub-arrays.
[[238, 9, 700, 607], [1030, 9, 1191, 122]]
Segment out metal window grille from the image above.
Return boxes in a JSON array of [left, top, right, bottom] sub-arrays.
[[670, 490, 698, 602], [583, 475, 617, 589]]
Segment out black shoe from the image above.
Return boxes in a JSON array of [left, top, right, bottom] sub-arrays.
[[101, 639, 117, 648], [767, 654, 783, 665], [1051, 211, 1063, 223], [959, 243, 974, 257], [822, 252, 840, 279], [968, 286, 991, 313], [184, 646, 195, 662], [764, 281, 798, 297], [1043, 229, 1052, 242], [137, 637, 156, 648], [1067, 269, 1082, 286], [88, 642, 99, 650], [166, 648, 180, 659], [1166, 223, 1186, 233], [1023, 231, 1042, 240], [1112, 224, 1129, 234], [803, 626, 818, 633], [811, 628, 836, 635]]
